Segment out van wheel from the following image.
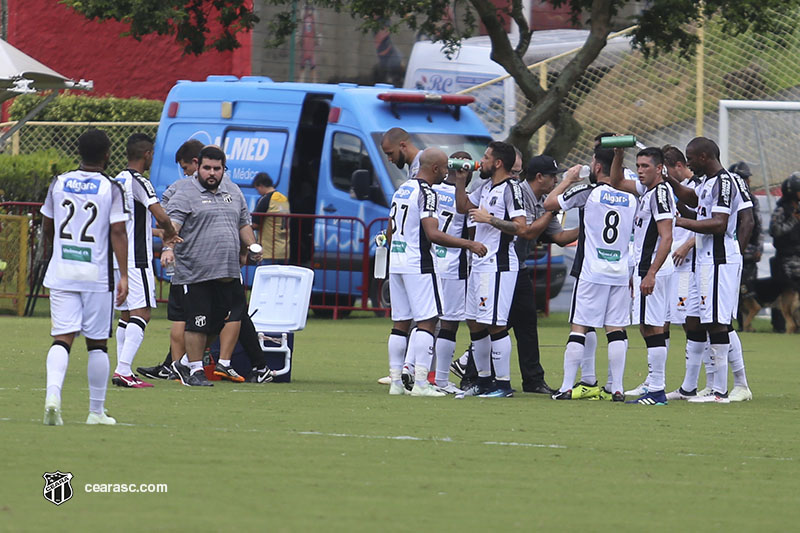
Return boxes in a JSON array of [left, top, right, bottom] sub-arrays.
[[311, 293, 352, 318], [368, 279, 390, 317]]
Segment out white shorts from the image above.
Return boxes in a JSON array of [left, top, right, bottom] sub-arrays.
[[569, 278, 632, 328], [49, 289, 114, 339], [465, 270, 516, 326], [114, 267, 157, 311], [670, 270, 698, 324], [632, 273, 670, 327], [439, 278, 466, 322], [389, 272, 442, 322], [696, 262, 741, 325]]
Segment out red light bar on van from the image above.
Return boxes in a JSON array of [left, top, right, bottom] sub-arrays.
[[377, 93, 475, 106], [167, 101, 179, 118]]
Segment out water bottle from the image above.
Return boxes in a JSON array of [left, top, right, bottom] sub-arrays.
[[579, 165, 591, 179], [374, 231, 388, 279], [447, 158, 480, 171], [599, 135, 637, 148]]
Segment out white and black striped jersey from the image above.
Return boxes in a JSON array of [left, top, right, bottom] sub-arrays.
[[432, 181, 469, 279], [389, 178, 438, 274], [632, 180, 675, 277], [114, 169, 159, 269], [468, 178, 526, 272], [695, 169, 752, 264], [41, 169, 129, 292], [558, 182, 637, 286], [672, 176, 702, 273]]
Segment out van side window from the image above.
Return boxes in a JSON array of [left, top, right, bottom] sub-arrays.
[[331, 132, 374, 193]]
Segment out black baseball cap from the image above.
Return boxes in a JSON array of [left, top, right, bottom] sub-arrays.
[[527, 155, 565, 177]]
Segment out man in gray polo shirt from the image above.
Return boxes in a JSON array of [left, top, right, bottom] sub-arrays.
[[166, 145, 261, 386]]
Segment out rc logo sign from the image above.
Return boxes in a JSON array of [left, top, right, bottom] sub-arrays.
[[43, 471, 73, 506]]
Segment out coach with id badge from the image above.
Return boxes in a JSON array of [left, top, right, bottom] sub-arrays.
[[165, 145, 262, 386]]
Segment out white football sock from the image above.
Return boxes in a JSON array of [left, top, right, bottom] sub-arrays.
[[115, 320, 127, 366], [472, 332, 492, 378], [188, 360, 203, 373], [403, 329, 418, 372], [115, 317, 146, 376], [607, 337, 627, 394], [645, 337, 667, 392], [581, 329, 597, 384], [180, 354, 189, 366], [709, 331, 730, 395], [46, 343, 70, 401], [490, 331, 512, 382], [681, 339, 705, 392], [702, 341, 714, 389], [728, 330, 749, 388], [218, 359, 231, 367], [560, 333, 585, 392], [411, 329, 435, 375], [87, 349, 109, 414], [435, 334, 457, 387], [388, 329, 408, 376]]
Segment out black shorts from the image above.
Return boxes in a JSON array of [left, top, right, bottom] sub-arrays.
[[227, 279, 247, 323], [184, 279, 244, 334], [167, 283, 185, 322]]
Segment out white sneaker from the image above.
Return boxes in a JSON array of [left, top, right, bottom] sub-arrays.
[[389, 382, 409, 395], [688, 393, 730, 404], [666, 387, 697, 401], [43, 395, 63, 426], [697, 387, 714, 397], [86, 411, 117, 425], [729, 386, 753, 402], [624, 381, 650, 396], [410, 382, 446, 397], [377, 376, 392, 385], [435, 382, 464, 395]]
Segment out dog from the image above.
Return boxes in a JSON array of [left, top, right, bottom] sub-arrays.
[[740, 277, 800, 333]]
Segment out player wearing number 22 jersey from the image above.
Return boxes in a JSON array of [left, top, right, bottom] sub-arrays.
[[545, 149, 637, 400]]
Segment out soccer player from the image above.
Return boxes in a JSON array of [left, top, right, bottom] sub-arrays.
[[387, 148, 486, 397], [543, 147, 637, 401], [667, 137, 751, 403], [381, 127, 422, 179], [452, 141, 526, 398], [608, 146, 675, 405], [137, 139, 204, 380], [112, 134, 180, 388], [42, 129, 129, 426], [431, 151, 473, 394]]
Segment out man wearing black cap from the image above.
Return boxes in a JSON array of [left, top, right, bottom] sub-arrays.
[[729, 161, 763, 330], [470, 153, 577, 393]]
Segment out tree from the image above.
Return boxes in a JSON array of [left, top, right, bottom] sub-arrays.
[[65, 0, 800, 159]]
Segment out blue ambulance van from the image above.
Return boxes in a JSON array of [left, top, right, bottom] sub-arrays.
[[150, 76, 495, 314]]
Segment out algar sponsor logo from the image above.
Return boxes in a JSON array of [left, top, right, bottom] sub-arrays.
[[64, 178, 100, 194], [599, 190, 630, 207]]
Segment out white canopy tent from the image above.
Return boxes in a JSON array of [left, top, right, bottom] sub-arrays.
[[0, 38, 92, 146]]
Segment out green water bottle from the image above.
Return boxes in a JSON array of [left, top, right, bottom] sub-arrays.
[[599, 135, 637, 148], [447, 158, 480, 171]]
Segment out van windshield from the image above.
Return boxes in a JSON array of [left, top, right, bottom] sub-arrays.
[[372, 132, 493, 190]]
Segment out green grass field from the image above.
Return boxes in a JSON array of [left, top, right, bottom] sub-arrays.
[[1, 306, 798, 531]]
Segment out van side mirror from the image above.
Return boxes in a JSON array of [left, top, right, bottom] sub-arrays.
[[351, 169, 371, 200]]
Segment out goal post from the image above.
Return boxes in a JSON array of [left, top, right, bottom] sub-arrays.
[[718, 99, 800, 211]]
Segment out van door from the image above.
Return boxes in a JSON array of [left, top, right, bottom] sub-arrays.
[[314, 128, 388, 301]]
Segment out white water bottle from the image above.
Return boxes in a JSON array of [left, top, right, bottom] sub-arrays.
[[374, 232, 388, 279], [164, 258, 175, 276]]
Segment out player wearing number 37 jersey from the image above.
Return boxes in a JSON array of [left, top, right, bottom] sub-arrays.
[[544, 146, 637, 400], [385, 148, 486, 397]]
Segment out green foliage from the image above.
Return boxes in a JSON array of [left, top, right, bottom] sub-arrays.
[[60, 0, 258, 55], [9, 93, 163, 123], [0, 150, 77, 203]]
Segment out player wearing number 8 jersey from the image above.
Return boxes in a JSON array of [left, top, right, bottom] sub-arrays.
[[386, 148, 486, 397], [544, 147, 637, 400], [41, 129, 130, 426]]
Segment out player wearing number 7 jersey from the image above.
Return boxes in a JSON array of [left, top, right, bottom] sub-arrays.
[[41, 129, 130, 426], [386, 148, 487, 397], [544, 147, 637, 401]]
